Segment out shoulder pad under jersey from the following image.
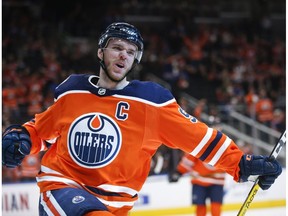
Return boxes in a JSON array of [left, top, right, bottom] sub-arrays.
[[54, 74, 90, 99], [119, 80, 174, 104]]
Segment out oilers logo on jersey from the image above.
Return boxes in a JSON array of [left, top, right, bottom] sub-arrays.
[[68, 113, 122, 168]]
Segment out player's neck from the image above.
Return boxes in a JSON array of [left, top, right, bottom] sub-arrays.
[[97, 75, 129, 90]]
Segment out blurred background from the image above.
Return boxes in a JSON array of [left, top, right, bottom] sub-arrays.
[[2, 0, 286, 215]]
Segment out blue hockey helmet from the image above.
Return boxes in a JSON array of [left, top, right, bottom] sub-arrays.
[[98, 22, 144, 63]]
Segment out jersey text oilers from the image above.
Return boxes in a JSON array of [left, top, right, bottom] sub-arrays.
[[24, 74, 243, 214]]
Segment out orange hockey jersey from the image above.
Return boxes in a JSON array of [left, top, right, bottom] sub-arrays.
[[177, 154, 226, 187], [24, 74, 243, 213]]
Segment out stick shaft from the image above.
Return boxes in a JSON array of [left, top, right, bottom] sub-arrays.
[[237, 181, 260, 215], [269, 131, 286, 160], [237, 130, 286, 216]]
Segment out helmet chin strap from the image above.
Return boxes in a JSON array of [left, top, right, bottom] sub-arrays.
[[98, 49, 137, 83]]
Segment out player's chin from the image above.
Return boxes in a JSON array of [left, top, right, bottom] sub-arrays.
[[109, 71, 128, 82]]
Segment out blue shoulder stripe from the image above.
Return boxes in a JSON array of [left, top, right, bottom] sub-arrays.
[[118, 80, 174, 104], [54, 74, 91, 99], [54, 74, 175, 105]]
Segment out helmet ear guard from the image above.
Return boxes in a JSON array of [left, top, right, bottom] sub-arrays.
[[98, 22, 144, 63]]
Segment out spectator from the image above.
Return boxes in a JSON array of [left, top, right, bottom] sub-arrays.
[[182, 30, 209, 68], [193, 99, 207, 119], [236, 139, 253, 155], [255, 89, 274, 126], [18, 153, 42, 182], [271, 109, 285, 132], [2, 166, 21, 183], [244, 86, 259, 118]]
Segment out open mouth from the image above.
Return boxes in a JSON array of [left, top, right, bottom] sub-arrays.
[[116, 63, 124, 69]]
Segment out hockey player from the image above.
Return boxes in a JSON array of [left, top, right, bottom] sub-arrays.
[[170, 116, 227, 216], [175, 154, 226, 216], [2, 22, 282, 216]]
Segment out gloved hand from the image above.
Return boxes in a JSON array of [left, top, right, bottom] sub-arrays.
[[168, 171, 182, 183], [2, 125, 31, 168], [239, 154, 282, 190]]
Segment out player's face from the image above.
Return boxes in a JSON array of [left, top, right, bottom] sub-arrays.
[[101, 38, 137, 82]]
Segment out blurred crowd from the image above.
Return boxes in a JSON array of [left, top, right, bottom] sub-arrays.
[[2, 0, 285, 182]]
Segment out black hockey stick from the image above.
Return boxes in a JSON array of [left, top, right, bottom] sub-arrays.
[[237, 130, 286, 216]]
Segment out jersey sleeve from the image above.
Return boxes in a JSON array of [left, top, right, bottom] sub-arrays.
[[157, 101, 243, 181], [23, 100, 63, 154], [23, 74, 84, 154]]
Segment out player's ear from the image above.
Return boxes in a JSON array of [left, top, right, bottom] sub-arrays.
[[97, 49, 103, 60]]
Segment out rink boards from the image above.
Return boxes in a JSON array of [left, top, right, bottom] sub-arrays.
[[2, 169, 286, 216]]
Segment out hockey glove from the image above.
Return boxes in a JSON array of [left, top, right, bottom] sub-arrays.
[[2, 125, 31, 168], [239, 154, 282, 190]]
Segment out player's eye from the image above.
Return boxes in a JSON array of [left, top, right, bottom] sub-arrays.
[[127, 50, 136, 57], [111, 45, 136, 57], [111, 46, 122, 51]]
